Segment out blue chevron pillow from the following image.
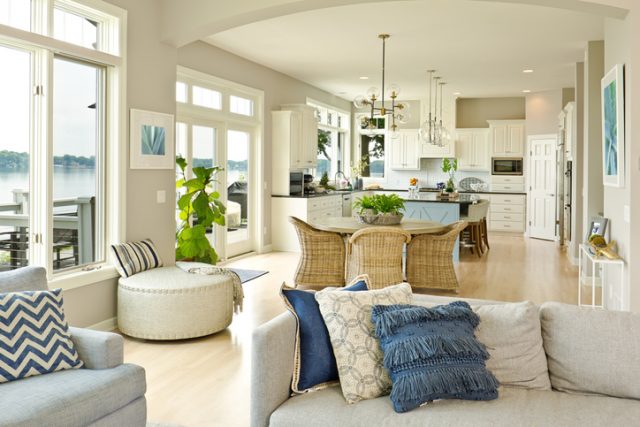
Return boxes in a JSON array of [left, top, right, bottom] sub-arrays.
[[0, 288, 83, 383]]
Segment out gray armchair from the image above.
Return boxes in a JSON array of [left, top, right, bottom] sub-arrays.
[[0, 266, 147, 427]]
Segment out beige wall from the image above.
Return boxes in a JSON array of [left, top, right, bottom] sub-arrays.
[[603, 15, 632, 309], [583, 41, 605, 249], [177, 41, 351, 246], [456, 97, 526, 128], [629, 9, 640, 312], [568, 62, 585, 262], [63, 0, 178, 327], [525, 90, 563, 135]]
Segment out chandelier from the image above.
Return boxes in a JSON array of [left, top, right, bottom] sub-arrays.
[[353, 34, 410, 139], [419, 70, 450, 146]]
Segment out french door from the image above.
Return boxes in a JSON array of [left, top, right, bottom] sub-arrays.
[[175, 120, 256, 260]]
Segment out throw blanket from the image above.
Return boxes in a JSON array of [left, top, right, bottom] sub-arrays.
[[176, 262, 244, 313]]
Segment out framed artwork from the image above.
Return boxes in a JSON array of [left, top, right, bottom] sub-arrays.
[[130, 109, 175, 169], [601, 64, 625, 188], [585, 216, 608, 243]]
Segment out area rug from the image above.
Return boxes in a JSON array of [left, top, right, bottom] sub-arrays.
[[228, 268, 268, 284]]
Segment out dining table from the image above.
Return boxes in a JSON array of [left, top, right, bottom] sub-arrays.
[[310, 216, 446, 235]]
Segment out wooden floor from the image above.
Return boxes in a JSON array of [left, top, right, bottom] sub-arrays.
[[122, 233, 578, 427]]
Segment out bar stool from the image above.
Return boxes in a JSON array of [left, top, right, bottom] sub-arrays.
[[460, 200, 490, 257]]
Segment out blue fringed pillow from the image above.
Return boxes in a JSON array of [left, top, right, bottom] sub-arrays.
[[372, 301, 499, 413], [280, 275, 370, 393]]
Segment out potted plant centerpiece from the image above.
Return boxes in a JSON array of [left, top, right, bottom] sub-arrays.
[[440, 158, 459, 199], [353, 193, 405, 225]]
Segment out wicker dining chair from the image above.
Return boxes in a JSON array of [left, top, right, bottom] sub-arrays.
[[289, 216, 346, 287], [406, 221, 468, 292], [346, 226, 412, 290], [460, 200, 490, 257]]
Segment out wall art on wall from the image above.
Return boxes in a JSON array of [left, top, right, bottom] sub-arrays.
[[130, 109, 175, 169], [601, 64, 624, 188]]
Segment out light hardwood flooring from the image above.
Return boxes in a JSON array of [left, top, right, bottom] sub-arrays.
[[122, 233, 578, 427]]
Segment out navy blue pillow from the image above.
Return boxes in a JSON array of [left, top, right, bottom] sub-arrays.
[[372, 301, 499, 413], [280, 278, 369, 393]]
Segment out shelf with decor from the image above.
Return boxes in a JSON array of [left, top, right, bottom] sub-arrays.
[[578, 244, 624, 309]]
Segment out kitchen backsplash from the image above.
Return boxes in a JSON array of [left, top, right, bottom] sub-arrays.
[[385, 158, 491, 189]]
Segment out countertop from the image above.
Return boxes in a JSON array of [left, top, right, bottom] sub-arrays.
[[272, 188, 525, 199], [273, 190, 477, 204]]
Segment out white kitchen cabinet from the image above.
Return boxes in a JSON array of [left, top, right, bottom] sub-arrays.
[[421, 137, 456, 159], [272, 195, 342, 251], [455, 129, 490, 171], [272, 104, 319, 196], [488, 120, 525, 157], [281, 104, 318, 168], [488, 193, 526, 233], [389, 130, 420, 170]]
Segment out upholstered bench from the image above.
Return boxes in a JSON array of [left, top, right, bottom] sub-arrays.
[[117, 265, 234, 340]]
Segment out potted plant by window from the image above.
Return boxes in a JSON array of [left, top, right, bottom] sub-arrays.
[[175, 156, 226, 264], [353, 193, 405, 225]]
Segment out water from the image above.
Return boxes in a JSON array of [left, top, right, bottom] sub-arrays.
[[0, 168, 96, 204]]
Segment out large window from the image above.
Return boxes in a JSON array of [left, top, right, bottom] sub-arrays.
[[307, 100, 350, 181], [0, 0, 124, 280], [356, 115, 386, 178]]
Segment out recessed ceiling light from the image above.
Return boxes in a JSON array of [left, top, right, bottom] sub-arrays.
[[523, 69, 534, 73], [453, 92, 461, 96], [359, 76, 369, 80], [522, 89, 531, 93]]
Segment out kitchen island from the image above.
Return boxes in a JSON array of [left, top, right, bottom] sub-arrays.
[[272, 190, 482, 259]]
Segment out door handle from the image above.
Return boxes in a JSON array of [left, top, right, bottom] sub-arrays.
[[547, 194, 555, 197]]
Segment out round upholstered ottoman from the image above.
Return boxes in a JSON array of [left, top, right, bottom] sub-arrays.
[[117, 266, 234, 340]]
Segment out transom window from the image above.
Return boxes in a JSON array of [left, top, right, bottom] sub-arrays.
[[192, 85, 222, 110], [0, 0, 30, 31]]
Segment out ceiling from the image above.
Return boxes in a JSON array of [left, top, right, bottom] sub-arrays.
[[204, 0, 604, 101]]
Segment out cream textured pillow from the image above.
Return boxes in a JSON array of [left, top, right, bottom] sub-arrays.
[[474, 301, 551, 390], [315, 283, 413, 404]]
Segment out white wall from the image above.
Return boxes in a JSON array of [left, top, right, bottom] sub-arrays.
[[525, 90, 563, 135], [603, 15, 632, 309]]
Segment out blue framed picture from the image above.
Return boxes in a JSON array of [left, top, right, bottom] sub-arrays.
[[130, 109, 175, 169], [601, 64, 624, 188]]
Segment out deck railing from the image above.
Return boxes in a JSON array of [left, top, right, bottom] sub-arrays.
[[0, 190, 94, 271]]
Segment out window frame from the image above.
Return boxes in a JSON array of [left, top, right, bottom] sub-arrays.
[[176, 66, 265, 260], [354, 112, 388, 184], [306, 98, 350, 181], [0, 0, 126, 290]]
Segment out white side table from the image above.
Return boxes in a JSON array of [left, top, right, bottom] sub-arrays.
[[578, 244, 625, 309]]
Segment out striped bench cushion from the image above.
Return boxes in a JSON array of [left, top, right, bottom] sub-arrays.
[[0, 288, 83, 383], [111, 239, 163, 278]]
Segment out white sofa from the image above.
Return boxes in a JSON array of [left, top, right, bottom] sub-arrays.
[[251, 293, 640, 427]]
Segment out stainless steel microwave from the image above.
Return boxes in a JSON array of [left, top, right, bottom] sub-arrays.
[[492, 158, 523, 175]]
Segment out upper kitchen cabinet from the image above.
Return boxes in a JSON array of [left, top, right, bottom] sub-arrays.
[[488, 120, 525, 157], [455, 128, 490, 171], [390, 130, 420, 170], [276, 104, 318, 169], [421, 135, 456, 158]]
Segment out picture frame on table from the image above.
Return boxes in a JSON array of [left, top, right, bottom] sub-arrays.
[[130, 109, 175, 169], [585, 216, 609, 243], [601, 64, 625, 188]]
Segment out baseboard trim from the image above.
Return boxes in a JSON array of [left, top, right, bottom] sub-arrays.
[[260, 244, 273, 254], [88, 317, 117, 332]]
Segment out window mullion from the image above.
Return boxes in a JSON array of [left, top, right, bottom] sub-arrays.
[[29, 47, 53, 274]]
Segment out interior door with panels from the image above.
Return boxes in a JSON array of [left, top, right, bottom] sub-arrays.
[[528, 135, 558, 241]]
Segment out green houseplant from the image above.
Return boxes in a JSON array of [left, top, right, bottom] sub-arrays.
[[353, 193, 405, 225], [175, 156, 226, 264], [441, 158, 458, 193]]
